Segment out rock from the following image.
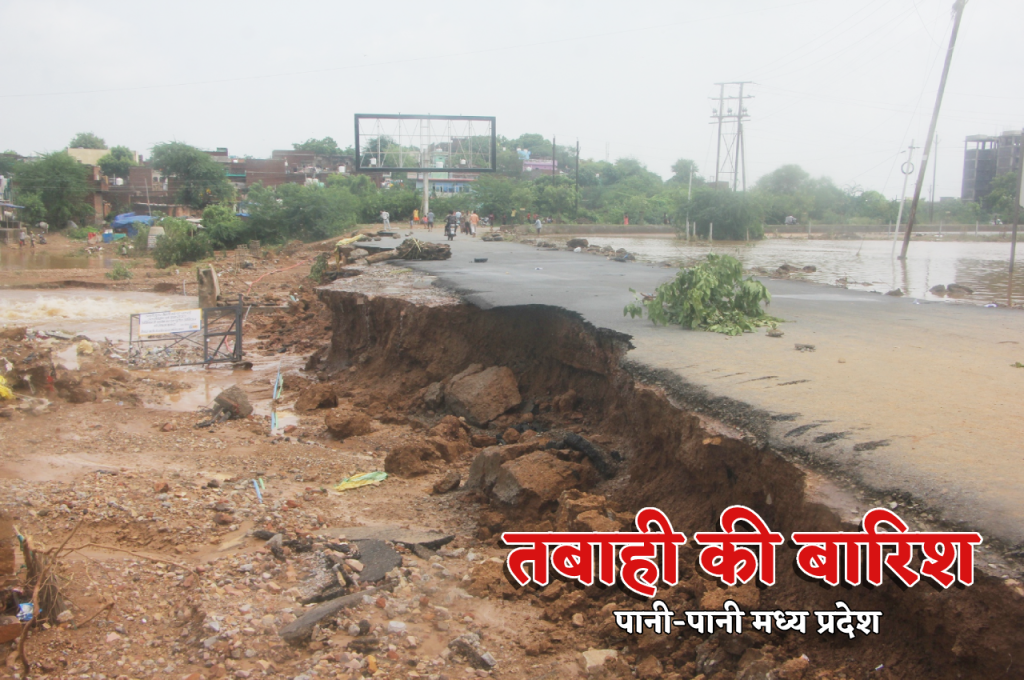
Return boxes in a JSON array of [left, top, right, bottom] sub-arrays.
[[422, 382, 444, 409], [491, 451, 592, 508], [353, 539, 402, 582], [580, 649, 618, 675], [465, 448, 505, 492], [294, 384, 338, 411], [444, 365, 521, 426], [471, 433, 498, 448], [0, 617, 21, 644], [574, 509, 621, 533], [154, 480, 170, 494], [387, 621, 407, 633], [801, 265, 817, 273], [885, 288, 903, 296], [776, 654, 811, 679], [930, 284, 947, 294], [319, 525, 454, 550], [106, 631, 121, 643], [427, 415, 472, 461], [325, 408, 374, 440], [160, 421, 176, 432], [947, 283, 974, 295], [554, 490, 609, 531], [384, 441, 437, 477], [566, 238, 589, 249], [448, 633, 497, 669], [433, 470, 462, 494], [210, 385, 252, 419], [552, 389, 578, 413], [213, 512, 233, 526], [636, 655, 664, 679], [548, 432, 618, 479], [278, 592, 364, 644], [502, 427, 521, 444]]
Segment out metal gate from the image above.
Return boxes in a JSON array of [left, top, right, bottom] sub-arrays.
[[128, 295, 244, 367]]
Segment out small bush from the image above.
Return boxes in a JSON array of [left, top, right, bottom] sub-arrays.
[[106, 262, 133, 281], [65, 225, 93, 240], [153, 221, 213, 268], [309, 252, 329, 283], [624, 253, 780, 335]]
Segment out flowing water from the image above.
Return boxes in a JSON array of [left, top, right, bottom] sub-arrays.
[[0, 289, 197, 339], [548, 235, 1024, 305], [0, 248, 112, 271]]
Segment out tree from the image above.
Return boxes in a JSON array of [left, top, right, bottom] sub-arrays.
[[150, 142, 234, 209], [69, 132, 106, 149], [755, 164, 810, 195], [14, 152, 94, 227], [983, 171, 1019, 219], [97, 146, 137, 179], [293, 137, 343, 156], [677, 187, 763, 240], [245, 182, 359, 243], [201, 204, 244, 248], [668, 159, 704, 186], [0, 151, 20, 176]]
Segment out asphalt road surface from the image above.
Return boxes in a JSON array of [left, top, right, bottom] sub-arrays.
[[401, 229, 1024, 548]]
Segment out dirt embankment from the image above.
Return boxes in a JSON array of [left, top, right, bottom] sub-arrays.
[[315, 283, 1024, 679]]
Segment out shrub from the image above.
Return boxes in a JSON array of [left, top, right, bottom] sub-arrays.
[[152, 219, 213, 268], [65, 225, 93, 240], [624, 254, 779, 335], [106, 262, 133, 280]]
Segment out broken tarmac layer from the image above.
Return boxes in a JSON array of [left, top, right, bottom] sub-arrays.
[[397, 230, 1024, 552], [1, 235, 1023, 679]]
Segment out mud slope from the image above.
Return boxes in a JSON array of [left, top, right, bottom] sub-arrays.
[[317, 287, 1024, 679]]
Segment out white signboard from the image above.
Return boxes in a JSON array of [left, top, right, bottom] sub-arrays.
[[138, 309, 202, 336]]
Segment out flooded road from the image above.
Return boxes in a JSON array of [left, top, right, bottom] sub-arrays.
[[547, 235, 1024, 305], [0, 289, 197, 339]]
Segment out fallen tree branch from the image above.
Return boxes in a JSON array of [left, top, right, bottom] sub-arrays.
[[69, 543, 196, 575], [76, 601, 116, 628]]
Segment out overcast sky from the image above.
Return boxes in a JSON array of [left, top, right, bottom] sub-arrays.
[[1, 0, 1019, 200]]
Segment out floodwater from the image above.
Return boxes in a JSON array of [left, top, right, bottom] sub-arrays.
[[548, 234, 1024, 306], [0, 289, 197, 339], [0, 248, 112, 271]]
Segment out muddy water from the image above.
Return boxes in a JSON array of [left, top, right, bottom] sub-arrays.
[[0, 248, 112, 270], [0, 289, 197, 339], [549, 235, 1024, 305]]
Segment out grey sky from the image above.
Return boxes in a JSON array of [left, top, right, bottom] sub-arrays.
[[1, 0, 1019, 200]]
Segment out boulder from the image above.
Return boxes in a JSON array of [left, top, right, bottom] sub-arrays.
[[433, 470, 462, 494], [491, 451, 591, 508], [930, 284, 947, 294], [444, 366, 521, 426], [384, 441, 437, 477], [294, 384, 338, 411], [947, 283, 974, 295], [554, 490, 609, 531], [422, 381, 444, 409], [580, 649, 618, 675], [325, 408, 374, 440], [566, 238, 589, 249], [427, 415, 472, 461], [213, 385, 252, 419], [465, 448, 505, 492], [471, 433, 498, 448]]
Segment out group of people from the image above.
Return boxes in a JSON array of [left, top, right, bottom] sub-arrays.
[[442, 210, 485, 240], [18, 226, 46, 247]]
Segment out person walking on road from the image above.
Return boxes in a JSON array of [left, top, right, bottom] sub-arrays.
[[535, 217, 543, 237], [380, 210, 390, 229], [427, 211, 435, 232], [470, 211, 479, 237]]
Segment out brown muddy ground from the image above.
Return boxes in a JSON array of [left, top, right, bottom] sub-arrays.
[[1, 238, 1023, 680]]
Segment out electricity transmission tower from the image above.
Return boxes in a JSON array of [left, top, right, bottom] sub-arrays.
[[710, 82, 752, 191]]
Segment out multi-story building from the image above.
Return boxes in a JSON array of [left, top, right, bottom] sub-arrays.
[[961, 130, 1022, 201]]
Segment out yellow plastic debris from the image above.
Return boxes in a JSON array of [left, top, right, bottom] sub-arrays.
[[77, 339, 94, 355], [0, 375, 12, 400], [333, 471, 387, 492]]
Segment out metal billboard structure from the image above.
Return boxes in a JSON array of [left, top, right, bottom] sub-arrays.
[[354, 114, 496, 173]]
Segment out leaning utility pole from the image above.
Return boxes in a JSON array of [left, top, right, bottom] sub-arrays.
[[929, 134, 939, 223], [711, 82, 752, 190], [1008, 164, 1023, 306], [899, 0, 968, 260]]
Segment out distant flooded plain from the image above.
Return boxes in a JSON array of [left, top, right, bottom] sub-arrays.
[[548, 234, 1024, 306]]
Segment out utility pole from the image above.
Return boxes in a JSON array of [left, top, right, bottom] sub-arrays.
[[929, 134, 939, 223], [686, 166, 693, 242], [899, 0, 968, 260], [892, 141, 918, 257], [574, 140, 580, 221], [711, 82, 752, 191], [552, 136, 556, 178], [1008, 163, 1023, 306]]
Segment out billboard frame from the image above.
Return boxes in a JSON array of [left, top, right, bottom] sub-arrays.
[[354, 114, 497, 173]]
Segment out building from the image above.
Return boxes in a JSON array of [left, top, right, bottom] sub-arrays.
[[522, 159, 558, 174], [66, 147, 140, 166], [961, 130, 1022, 201]]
